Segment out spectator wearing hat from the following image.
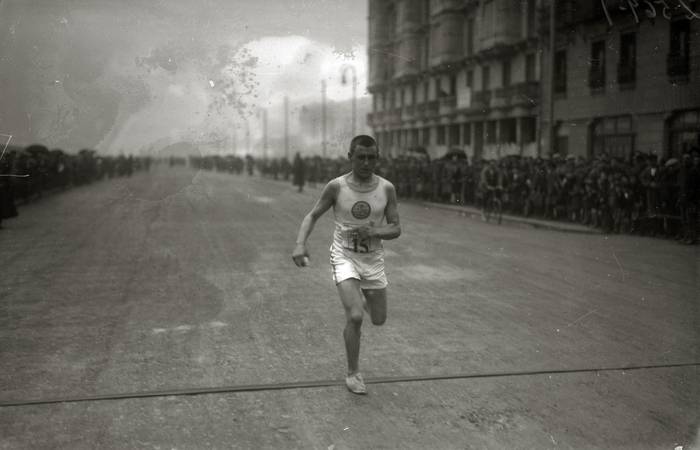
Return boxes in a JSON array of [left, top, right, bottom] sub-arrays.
[[683, 149, 700, 245], [640, 155, 662, 218]]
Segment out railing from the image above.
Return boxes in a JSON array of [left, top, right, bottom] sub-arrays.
[[439, 95, 457, 114], [472, 90, 492, 109], [424, 100, 439, 117]]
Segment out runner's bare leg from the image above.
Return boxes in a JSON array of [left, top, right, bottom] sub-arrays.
[[336, 279, 365, 375], [362, 288, 387, 325]]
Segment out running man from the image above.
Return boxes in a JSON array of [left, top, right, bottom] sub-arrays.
[[291, 135, 401, 394]]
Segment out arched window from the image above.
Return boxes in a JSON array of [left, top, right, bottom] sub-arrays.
[[591, 115, 635, 160], [668, 109, 700, 158]]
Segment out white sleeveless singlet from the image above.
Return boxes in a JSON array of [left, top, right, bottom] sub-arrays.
[[331, 173, 388, 254]]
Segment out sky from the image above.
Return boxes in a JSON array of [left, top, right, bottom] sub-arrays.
[[0, 0, 369, 155]]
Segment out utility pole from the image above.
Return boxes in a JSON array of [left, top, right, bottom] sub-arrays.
[[232, 123, 237, 154], [341, 65, 357, 138], [259, 108, 268, 159], [245, 120, 251, 154], [548, 0, 556, 157], [321, 80, 327, 157], [284, 96, 289, 160]]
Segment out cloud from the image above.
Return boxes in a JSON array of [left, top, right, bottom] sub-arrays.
[[230, 35, 368, 107]]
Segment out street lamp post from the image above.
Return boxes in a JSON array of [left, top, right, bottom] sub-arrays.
[[284, 96, 289, 160], [321, 80, 327, 158], [341, 65, 358, 138], [258, 108, 268, 159]]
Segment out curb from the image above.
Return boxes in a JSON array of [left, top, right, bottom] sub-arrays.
[[415, 201, 604, 235], [248, 175, 603, 235]]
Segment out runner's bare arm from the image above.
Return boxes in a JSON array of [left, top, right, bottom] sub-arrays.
[[292, 180, 339, 265], [355, 182, 401, 241]]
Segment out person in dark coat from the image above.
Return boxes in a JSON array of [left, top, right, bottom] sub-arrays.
[[0, 151, 19, 228], [292, 152, 306, 193]]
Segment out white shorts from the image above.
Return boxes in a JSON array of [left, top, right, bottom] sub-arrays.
[[329, 246, 388, 290]]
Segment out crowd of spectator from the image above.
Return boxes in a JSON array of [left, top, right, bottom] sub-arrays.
[[0, 144, 152, 229], [202, 148, 699, 244]]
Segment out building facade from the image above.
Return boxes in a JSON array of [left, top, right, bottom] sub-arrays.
[[541, 0, 700, 160], [368, 0, 700, 161], [367, 0, 543, 160]]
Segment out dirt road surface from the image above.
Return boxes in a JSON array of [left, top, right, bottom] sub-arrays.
[[1, 167, 697, 449]]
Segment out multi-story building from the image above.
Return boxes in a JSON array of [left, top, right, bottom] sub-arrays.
[[367, 0, 542, 160], [542, 0, 700, 160]]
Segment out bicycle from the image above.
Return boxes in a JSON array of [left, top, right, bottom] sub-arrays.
[[482, 187, 503, 225]]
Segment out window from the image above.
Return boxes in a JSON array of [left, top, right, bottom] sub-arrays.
[[465, 18, 475, 56], [449, 75, 457, 96], [423, 0, 430, 24], [411, 84, 417, 105], [423, 80, 429, 103], [554, 50, 567, 93], [486, 121, 497, 143], [668, 109, 700, 158], [463, 123, 472, 145], [618, 32, 636, 85], [500, 119, 516, 143], [482, 65, 490, 91], [502, 59, 511, 87], [420, 35, 430, 70], [668, 19, 690, 78], [555, 123, 569, 156], [526, 54, 536, 82], [387, 6, 397, 40], [589, 41, 606, 90], [522, 117, 537, 143], [411, 128, 419, 146], [422, 127, 431, 145], [526, 0, 536, 37], [591, 116, 636, 159], [437, 125, 446, 145], [482, 0, 495, 39], [449, 124, 460, 145], [466, 70, 474, 90]]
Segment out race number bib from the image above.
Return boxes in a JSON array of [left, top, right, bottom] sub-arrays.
[[341, 227, 379, 253]]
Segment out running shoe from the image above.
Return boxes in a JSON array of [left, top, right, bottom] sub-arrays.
[[345, 372, 367, 394]]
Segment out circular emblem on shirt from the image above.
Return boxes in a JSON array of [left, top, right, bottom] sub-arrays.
[[351, 201, 372, 219]]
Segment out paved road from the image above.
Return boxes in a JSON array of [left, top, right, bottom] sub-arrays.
[[1, 166, 697, 449]]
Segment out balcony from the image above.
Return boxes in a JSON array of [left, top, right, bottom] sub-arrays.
[[366, 112, 378, 127], [492, 82, 540, 109], [386, 108, 403, 124], [617, 63, 636, 87], [415, 100, 439, 118], [471, 90, 492, 110], [438, 95, 457, 114], [667, 53, 690, 79], [402, 105, 416, 120]]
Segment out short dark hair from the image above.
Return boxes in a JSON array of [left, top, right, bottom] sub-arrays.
[[348, 135, 379, 157]]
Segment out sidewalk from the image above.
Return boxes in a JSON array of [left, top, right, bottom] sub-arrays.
[[259, 176, 602, 235], [415, 200, 603, 234]]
